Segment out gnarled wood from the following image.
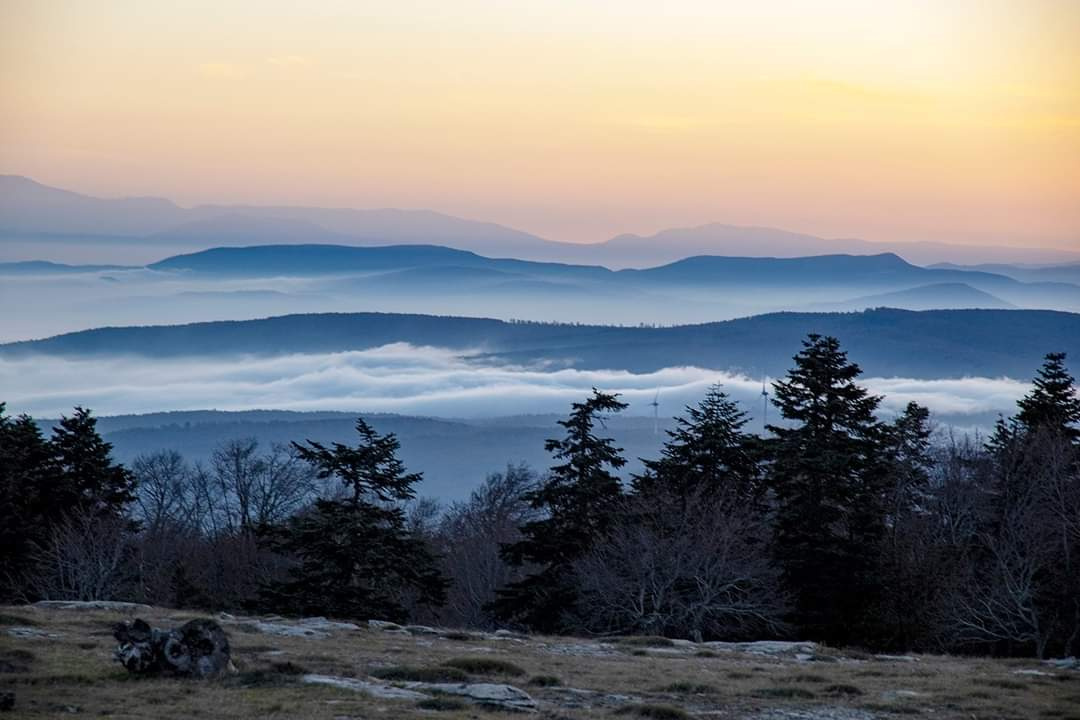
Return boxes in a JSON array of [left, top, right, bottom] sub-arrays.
[[113, 618, 232, 678]]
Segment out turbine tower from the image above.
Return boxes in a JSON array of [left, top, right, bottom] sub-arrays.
[[761, 374, 769, 433], [650, 390, 660, 436]]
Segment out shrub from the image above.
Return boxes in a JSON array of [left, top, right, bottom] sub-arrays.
[[658, 681, 717, 694], [612, 636, 676, 647], [370, 665, 470, 683], [753, 686, 816, 699], [442, 657, 526, 676], [529, 675, 562, 687], [613, 704, 691, 719], [417, 697, 468, 711], [785, 673, 828, 683]]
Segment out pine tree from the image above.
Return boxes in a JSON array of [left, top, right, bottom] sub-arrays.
[[263, 418, 446, 621], [1016, 352, 1080, 442], [767, 334, 888, 645], [634, 384, 762, 509], [491, 389, 628, 631]]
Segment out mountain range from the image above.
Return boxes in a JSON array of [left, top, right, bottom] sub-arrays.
[[144, 243, 1080, 312], [5, 308, 1079, 380], [4, 175, 1078, 267]]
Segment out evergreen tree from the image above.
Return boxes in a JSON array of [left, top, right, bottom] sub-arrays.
[[766, 334, 889, 644], [878, 401, 937, 649], [0, 404, 136, 599], [0, 406, 56, 596], [884, 402, 933, 515], [50, 406, 136, 517], [263, 418, 446, 621], [977, 353, 1080, 656], [634, 384, 762, 509], [492, 389, 628, 631], [1016, 352, 1080, 442]]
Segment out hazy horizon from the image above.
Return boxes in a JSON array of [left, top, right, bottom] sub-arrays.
[[3, 1, 1078, 250]]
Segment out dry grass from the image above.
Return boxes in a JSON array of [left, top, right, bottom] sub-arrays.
[[0, 604, 1075, 719]]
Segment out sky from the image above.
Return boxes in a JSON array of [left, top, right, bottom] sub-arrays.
[[2, 1, 1078, 247]]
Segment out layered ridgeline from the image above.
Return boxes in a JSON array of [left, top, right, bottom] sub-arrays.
[[6, 243, 1080, 339], [144, 244, 1080, 310], [5, 175, 1080, 267], [3, 308, 1079, 379]]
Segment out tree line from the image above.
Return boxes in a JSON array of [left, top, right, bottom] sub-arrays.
[[1, 334, 1077, 657]]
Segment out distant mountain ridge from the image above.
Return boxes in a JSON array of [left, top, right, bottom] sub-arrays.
[[143, 243, 1080, 312], [0, 175, 558, 259], [3, 175, 1078, 267], [5, 308, 1079, 380]]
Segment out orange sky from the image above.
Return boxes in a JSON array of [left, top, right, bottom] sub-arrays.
[[1, 0, 1078, 246]]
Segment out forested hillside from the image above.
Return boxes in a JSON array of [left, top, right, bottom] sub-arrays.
[[6, 308, 1080, 379]]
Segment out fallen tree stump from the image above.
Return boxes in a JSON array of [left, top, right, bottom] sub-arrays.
[[113, 618, 232, 678]]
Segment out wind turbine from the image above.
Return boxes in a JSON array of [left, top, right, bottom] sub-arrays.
[[761, 374, 769, 433], [650, 390, 660, 436]]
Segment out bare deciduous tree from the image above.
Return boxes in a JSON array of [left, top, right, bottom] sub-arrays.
[[573, 492, 786, 641], [210, 439, 320, 531], [436, 465, 540, 628], [29, 510, 130, 601]]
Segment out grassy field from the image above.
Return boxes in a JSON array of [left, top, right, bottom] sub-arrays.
[[1, 604, 1077, 719]]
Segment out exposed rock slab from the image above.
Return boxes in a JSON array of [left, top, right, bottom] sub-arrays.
[[5, 627, 62, 640], [250, 616, 360, 638], [301, 673, 537, 712], [34, 600, 151, 612], [401, 681, 537, 712], [302, 674, 428, 700]]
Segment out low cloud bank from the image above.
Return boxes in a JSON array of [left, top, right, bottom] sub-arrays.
[[0, 343, 1031, 423]]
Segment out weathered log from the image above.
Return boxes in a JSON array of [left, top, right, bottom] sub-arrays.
[[113, 618, 232, 678]]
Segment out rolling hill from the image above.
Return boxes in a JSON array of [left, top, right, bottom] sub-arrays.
[[4, 308, 1078, 380], [144, 244, 1080, 311]]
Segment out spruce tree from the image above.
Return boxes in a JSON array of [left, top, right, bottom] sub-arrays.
[[492, 389, 628, 631], [884, 402, 933, 515], [264, 418, 446, 621], [878, 401, 936, 649], [50, 406, 136, 517], [0, 406, 56, 596], [980, 353, 1080, 656], [1016, 352, 1080, 442], [634, 384, 762, 509], [767, 334, 888, 644], [1, 404, 135, 599]]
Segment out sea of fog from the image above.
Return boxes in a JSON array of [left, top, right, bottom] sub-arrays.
[[0, 343, 1029, 432]]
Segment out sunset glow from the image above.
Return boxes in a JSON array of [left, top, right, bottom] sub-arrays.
[[2, 0, 1078, 246]]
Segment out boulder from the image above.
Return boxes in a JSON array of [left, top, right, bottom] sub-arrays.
[[113, 618, 232, 678]]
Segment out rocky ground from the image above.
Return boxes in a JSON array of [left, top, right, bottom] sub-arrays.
[[1, 602, 1077, 719]]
